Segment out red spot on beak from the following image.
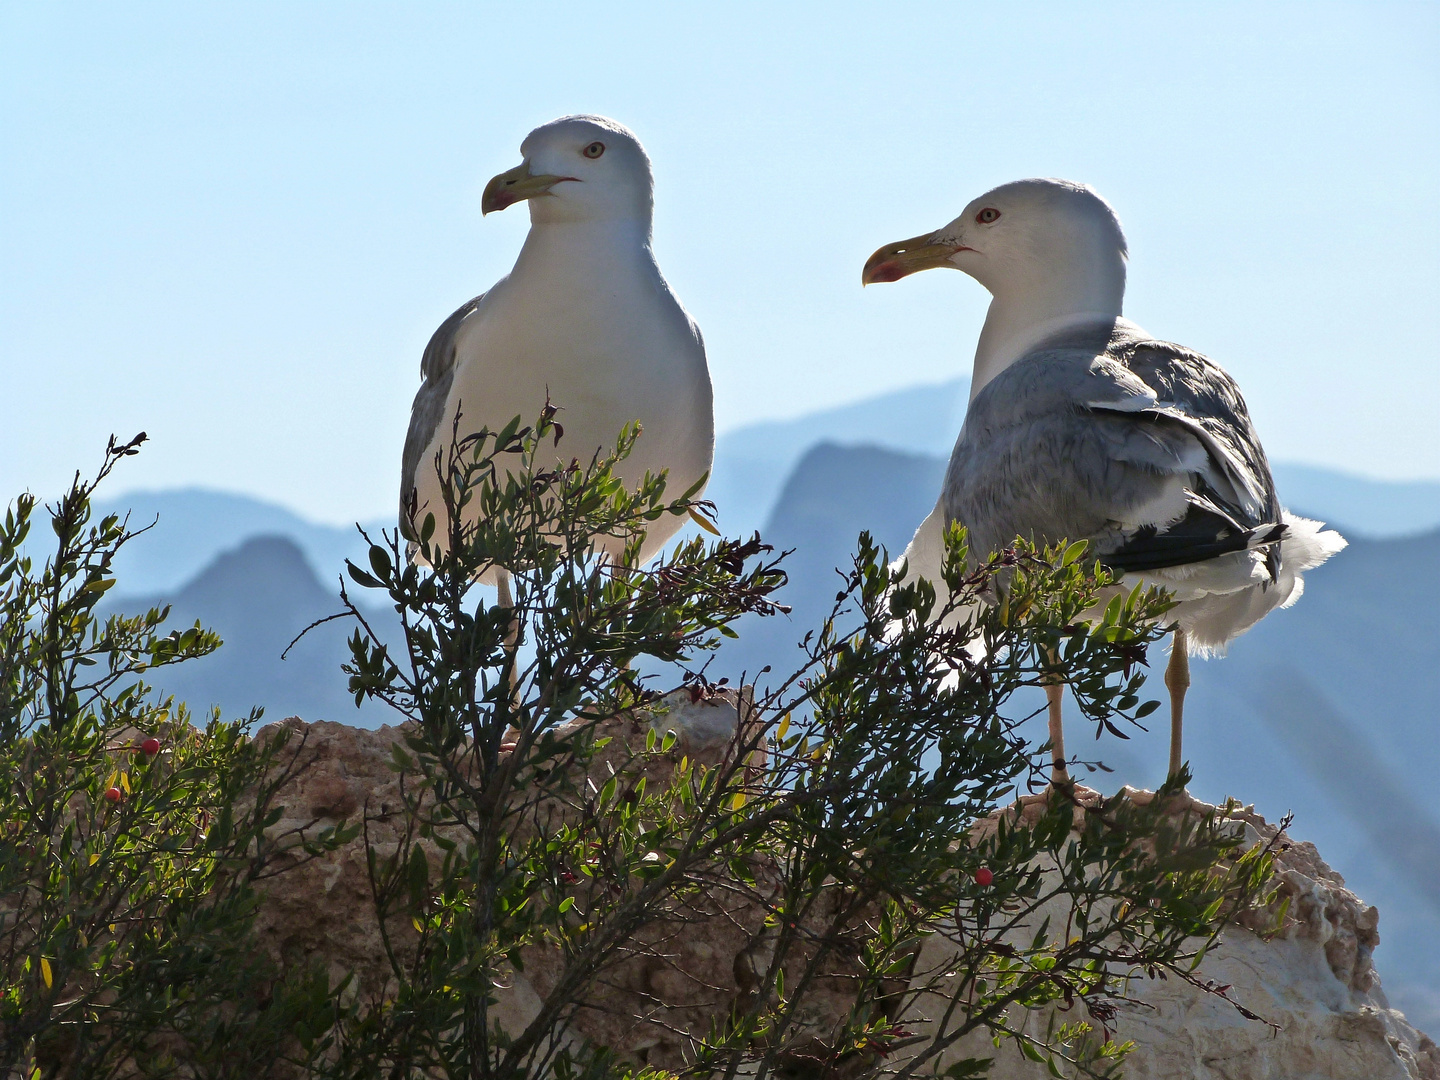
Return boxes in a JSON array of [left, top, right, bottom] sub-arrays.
[[484, 189, 521, 214], [868, 260, 907, 283]]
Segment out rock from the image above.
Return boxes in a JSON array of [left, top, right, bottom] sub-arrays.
[[249, 689, 776, 1073], [1091, 802, 1439, 1080], [645, 684, 757, 752], [250, 711, 1436, 1079], [900, 787, 1439, 1080]]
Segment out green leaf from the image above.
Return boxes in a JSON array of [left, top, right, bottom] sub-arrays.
[[942, 1061, 994, 1080], [407, 846, 429, 908], [347, 562, 382, 589], [368, 545, 393, 581]]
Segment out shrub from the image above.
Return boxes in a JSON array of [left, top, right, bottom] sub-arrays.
[[0, 436, 348, 1079], [0, 423, 1281, 1079], [317, 409, 1281, 1080]]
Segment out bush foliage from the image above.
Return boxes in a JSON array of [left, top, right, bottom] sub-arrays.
[[0, 436, 350, 1079], [1, 420, 1282, 1079]]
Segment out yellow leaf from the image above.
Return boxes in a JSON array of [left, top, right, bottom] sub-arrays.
[[729, 790, 747, 811], [777, 713, 790, 741], [412, 917, 425, 933], [40, 956, 52, 989], [119, 771, 131, 795], [89, 853, 100, 866], [687, 507, 720, 535]]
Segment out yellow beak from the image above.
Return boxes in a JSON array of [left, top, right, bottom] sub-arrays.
[[861, 233, 962, 285], [481, 161, 577, 215]]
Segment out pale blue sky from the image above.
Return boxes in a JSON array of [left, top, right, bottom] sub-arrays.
[[2, 2, 1436, 523]]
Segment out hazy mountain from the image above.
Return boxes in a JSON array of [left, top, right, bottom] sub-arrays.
[[707, 378, 969, 539], [93, 487, 391, 595], [85, 376, 1438, 600], [1269, 463, 1440, 539], [712, 443, 946, 683], [708, 379, 1440, 543], [103, 535, 397, 728]]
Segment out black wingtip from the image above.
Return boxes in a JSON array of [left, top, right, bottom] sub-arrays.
[[1260, 522, 1288, 545]]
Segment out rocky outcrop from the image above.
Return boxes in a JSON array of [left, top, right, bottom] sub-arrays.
[[1095, 809, 1438, 1080], [253, 705, 1437, 1079], [252, 690, 784, 1070], [901, 789, 1438, 1080]]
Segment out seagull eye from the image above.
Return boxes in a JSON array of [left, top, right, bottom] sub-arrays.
[[976, 207, 1001, 224], [582, 141, 605, 159]]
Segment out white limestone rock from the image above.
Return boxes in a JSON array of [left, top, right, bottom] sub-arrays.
[[898, 791, 1438, 1080]]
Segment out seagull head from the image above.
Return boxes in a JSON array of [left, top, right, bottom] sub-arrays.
[[861, 178, 1128, 300], [482, 115, 654, 225]]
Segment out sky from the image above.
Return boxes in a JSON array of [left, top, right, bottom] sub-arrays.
[[2, 1, 1437, 524]]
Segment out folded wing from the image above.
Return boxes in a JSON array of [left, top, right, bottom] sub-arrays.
[[400, 293, 486, 521], [941, 326, 1286, 584]]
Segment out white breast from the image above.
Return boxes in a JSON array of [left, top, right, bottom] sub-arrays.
[[414, 222, 714, 567]]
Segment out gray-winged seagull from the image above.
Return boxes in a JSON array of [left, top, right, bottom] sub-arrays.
[[862, 178, 1345, 786], [401, 115, 713, 601]]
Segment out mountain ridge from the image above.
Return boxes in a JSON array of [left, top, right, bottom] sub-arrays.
[[101, 534, 394, 728]]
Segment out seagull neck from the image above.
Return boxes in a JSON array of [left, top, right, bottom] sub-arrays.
[[521, 217, 653, 255], [970, 287, 1124, 402]]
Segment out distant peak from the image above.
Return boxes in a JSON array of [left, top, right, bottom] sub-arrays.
[[180, 534, 329, 603]]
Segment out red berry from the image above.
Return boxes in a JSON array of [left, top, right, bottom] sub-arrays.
[[141, 738, 161, 756], [104, 787, 122, 803], [974, 867, 993, 887]]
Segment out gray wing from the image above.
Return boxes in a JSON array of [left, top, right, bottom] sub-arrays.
[[400, 294, 485, 522], [942, 331, 1284, 576], [1109, 332, 1284, 576]]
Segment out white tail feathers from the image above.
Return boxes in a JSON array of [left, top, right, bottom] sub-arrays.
[[1182, 510, 1345, 655], [1279, 510, 1349, 575]]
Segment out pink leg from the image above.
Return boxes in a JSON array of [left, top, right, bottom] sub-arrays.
[[1165, 628, 1190, 782], [1045, 678, 1069, 787]]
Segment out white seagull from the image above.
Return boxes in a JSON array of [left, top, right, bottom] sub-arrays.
[[861, 178, 1346, 786], [401, 116, 713, 593]]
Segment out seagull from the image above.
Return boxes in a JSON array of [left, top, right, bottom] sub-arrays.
[[401, 115, 713, 598], [861, 178, 1345, 786]]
